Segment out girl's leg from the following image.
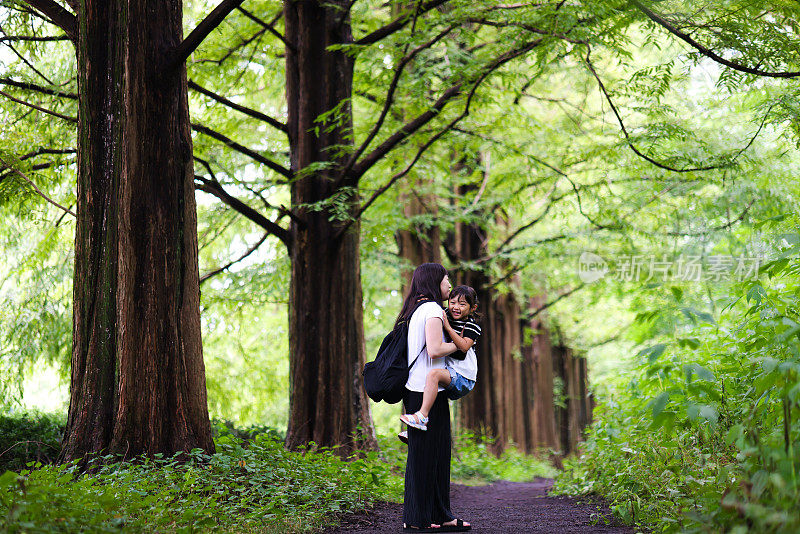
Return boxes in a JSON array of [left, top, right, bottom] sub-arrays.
[[419, 369, 451, 418]]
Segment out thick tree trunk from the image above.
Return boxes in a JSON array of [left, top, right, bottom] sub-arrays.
[[61, 0, 213, 462], [283, 0, 376, 453]]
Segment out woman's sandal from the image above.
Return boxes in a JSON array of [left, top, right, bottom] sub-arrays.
[[438, 518, 471, 532], [399, 411, 429, 431]]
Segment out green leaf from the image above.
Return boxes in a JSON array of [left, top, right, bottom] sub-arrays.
[[669, 286, 683, 302], [638, 343, 668, 364], [698, 405, 718, 423], [651, 392, 670, 417], [685, 363, 715, 382]]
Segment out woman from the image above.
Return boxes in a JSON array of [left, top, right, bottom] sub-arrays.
[[398, 263, 471, 532]]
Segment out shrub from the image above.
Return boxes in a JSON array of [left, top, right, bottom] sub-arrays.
[[0, 411, 63, 472]]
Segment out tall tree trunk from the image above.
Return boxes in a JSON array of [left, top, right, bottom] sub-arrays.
[[61, 0, 213, 462], [449, 190, 499, 442], [552, 341, 591, 456], [523, 295, 559, 453], [283, 0, 377, 453], [396, 187, 442, 292], [396, 181, 442, 304]]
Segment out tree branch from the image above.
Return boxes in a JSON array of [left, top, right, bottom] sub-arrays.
[[339, 111, 465, 238], [194, 27, 265, 65], [236, 7, 289, 48], [188, 80, 286, 132], [338, 40, 543, 237], [350, 85, 462, 180], [194, 175, 292, 248], [584, 49, 728, 173], [191, 123, 292, 179], [355, 0, 450, 45], [20, 0, 76, 41], [0, 89, 76, 122], [168, 0, 247, 70], [20, 147, 76, 160], [350, 38, 543, 180], [1, 159, 75, 216], [0, 26, 56, 85], [0, 77, 77, 99], [521, 283, 586, 316], [200, 231, 270, 285], [493, 179, 560, 253], [631, 0, 800, 78], [341, 24, 457, 177], [0, 34, 70, 43]]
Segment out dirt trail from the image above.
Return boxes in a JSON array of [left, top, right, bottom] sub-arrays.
[[323, 478, 637, 533]]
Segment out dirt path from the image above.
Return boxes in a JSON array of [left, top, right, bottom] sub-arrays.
[[322, 478, 638, 533]]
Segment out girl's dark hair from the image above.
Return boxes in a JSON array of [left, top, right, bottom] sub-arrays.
[[395, 263, 448, 327], [448, 285, 481, 320]]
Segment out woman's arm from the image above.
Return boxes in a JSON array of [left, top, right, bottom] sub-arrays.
[[425, 317, 457, 358], [441, 312, 475, 353]]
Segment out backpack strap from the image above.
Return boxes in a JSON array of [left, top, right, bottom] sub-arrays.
[[408, 346, 425, 371]]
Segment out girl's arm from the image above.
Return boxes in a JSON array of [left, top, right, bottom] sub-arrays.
[[442, 312, 475, 353], [425, 317, 457, 358]]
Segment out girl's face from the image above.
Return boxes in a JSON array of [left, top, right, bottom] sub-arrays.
[[439, 274, 452, 300], [448, 294, 475, 320]]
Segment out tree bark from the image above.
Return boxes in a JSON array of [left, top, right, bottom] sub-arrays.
[[396, 186, 443, 292], [552, 341, 591, 456], [61, 0, 213, 462], [283, 0, 377, 453], [449, 192, 499, 442], [523, 295, 559, 452]]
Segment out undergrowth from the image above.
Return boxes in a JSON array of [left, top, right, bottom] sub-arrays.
[[0, 418, 553, 532], [553, 223, 800, 533], [0, 412, 64, 472]]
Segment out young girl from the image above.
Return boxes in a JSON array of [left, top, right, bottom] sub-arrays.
[[400, 285, 481, 431]]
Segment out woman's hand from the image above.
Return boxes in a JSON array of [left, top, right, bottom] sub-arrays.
[[425, 317, 456, 358], [441, 310, 451, 329]]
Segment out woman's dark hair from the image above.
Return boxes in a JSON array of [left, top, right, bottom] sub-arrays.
[[395, 263, 448, 327], [448, 285, 481, 320]]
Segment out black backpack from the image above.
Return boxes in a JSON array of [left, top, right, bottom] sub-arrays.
[[362, 300, 432, 404]]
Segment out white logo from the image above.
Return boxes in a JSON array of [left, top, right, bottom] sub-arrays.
[[578, 252, 608, 283]]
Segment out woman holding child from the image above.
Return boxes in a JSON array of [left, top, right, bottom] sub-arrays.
[[397, 262, 472, 532]]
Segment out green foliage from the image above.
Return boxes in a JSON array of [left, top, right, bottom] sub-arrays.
[[0, 412, 63, 473], [0, 431, 390, 533], [449, 432, 557, 484], [553, 221, 800, 532], [0, 418, 553, 533]]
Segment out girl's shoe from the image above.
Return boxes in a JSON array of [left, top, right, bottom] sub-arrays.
[[398, 430, 408, 444], [399, 411, 429, 431]]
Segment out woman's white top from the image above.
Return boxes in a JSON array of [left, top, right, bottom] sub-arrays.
[[405, 301, 446, 393]]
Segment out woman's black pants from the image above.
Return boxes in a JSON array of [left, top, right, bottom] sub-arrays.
[[402, 389, 454, 528]]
